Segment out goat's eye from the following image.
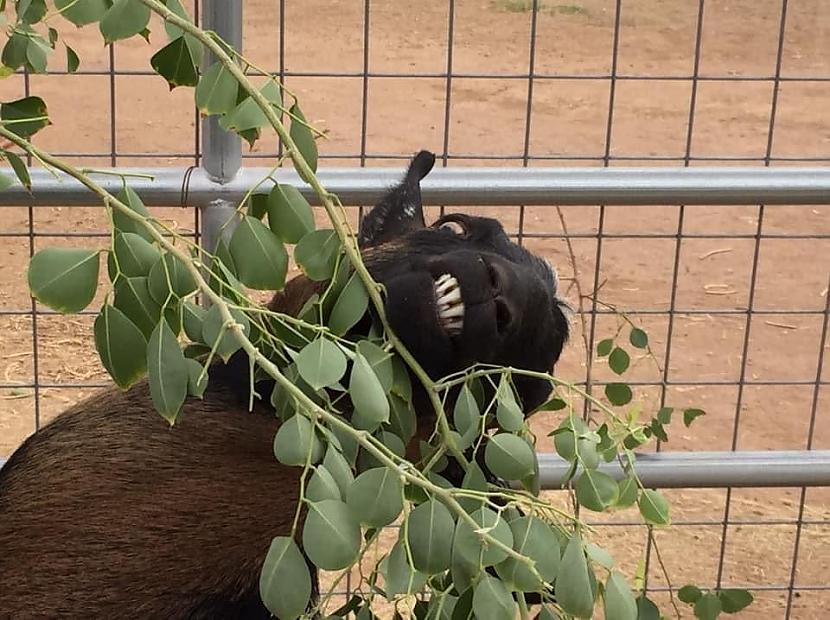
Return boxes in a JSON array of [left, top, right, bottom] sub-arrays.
[[438, 220, 466, 236]]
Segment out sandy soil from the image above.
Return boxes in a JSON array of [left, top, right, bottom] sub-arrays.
[[1, 1, 829, 617]]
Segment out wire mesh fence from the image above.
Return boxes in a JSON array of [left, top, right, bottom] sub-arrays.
[[0, 0, 829, 617]]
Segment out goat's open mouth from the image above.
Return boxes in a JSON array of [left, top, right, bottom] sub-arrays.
[[433, 273, 465, 336]]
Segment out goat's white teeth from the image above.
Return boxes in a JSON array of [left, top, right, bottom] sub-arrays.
[[438, 304, 464, 319], [433, 273, 465, 336]]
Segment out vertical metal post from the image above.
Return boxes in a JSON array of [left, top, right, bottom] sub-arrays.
[[200, 0, 243, 257]]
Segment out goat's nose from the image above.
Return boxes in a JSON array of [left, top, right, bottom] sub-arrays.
[[484, 258, 516, 336]]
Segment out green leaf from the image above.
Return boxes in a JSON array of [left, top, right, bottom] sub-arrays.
[[495, 515, 561, 591], [406, 499, 455, 574], [294, 229, 341, 281], [1, 95, 50, 138], [99, 0, 151, 43], [636, 595, 660, 620], [638, 489, 671, 526], [18, 0, 47, 24], [328, 272, 369, 337], [472, 575, 516, 620], [289, 103, 318, 182], [306, 465, 342, 502], [185, 358, 207, 398], [616, 476, 639, 508], [484, 433, 536, 481], [148, 253, 197, 303], [608, 347, 630, 375], [575, 469, 620, 512], [346, 466, 403, 528], [384, 541, 428, 596], [113, 276, 162, 338], [656, 407, 673, 425], [556, 536, 594, 619], [146, 320, 188, 424], [453, 507, 513, 568], [28, 248, 99, 313], [150, 36, 198, 90], [94, 304, 148, 389], [111, 232, 160, 278], [162, 0, 203, 66], [453, 384, 481, 449], [717, 589, 753, 613], [356, 341, 393, 391], [295, 338, 347, 391], [65, 44, 80, 73], [587, 543, 614, 569], [387, 393, 417, 444], [302, 499, 361, 570], [597, 338, 614, 357], [350, 351, 390, 431], [195, 61, 239, 116], [604, 571, 637, 620], [605, 383, 633, 406], [457, 462, 488, 514], [24, 34, 50, 73], [259, 536, 312, 620], [535, 396, 568, 412], [694, 594, 722, 620], [181, 301, 206, 343], [228, 215, 288, 290], [683, 408, 706, 427], [113, 185, 154, 241], [629, 327, 648, 349], [678, 585, 703, 604], [323, 446, 355, 497], [273, 413, 324, 466], [1, 33, 29, 71], [0, 173, 11, 191], [5, 151, 31, 191], [495, 377, 523, 432], [267, 183, 315, 244], [201, 304, 250, 362], [55, 0, 109, 26]]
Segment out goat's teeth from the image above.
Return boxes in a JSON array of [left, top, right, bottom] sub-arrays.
[[439, 303, 464, 319], [438, 286, 462, 306], [435, 275, 457, 295]]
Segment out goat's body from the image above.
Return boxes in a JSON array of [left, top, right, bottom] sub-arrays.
[[0, 377, 295, 619]]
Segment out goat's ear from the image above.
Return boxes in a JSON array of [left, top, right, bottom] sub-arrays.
[[358, 150, 435, 248]]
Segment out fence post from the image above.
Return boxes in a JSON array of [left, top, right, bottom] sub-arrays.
[[199, 0, 243, 265]]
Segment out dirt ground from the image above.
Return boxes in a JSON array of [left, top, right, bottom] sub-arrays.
[[1, 0, 829, 617]]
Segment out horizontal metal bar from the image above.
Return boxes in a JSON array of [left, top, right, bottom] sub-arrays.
[[2, 451, 830, 489], [1, 166, 829, 207], [537, 450, 830, 489]]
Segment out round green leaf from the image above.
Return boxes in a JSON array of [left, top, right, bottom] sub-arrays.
[[678, 585, 703, 604], [694, 594, 722, 620], [629, 327, 648, 349], [350, 352, 390, 431], [605, 383, 633, 406], [99, 0, 151, 43], [113, 276, 164, 338], [229, 216, 288, 291], [2, 33, 29, 71], [201, 304, 250, 362], [267, 183, 315, 244], [636, 596, 660, 620], [457, 462, 488, 514], [387, 393, 417, 444], [604, 571, 637, 620], [328, 272, 369, 337], [575, 469, 620, 512], [495, 379, 523, 432], [113, 185, 154, 241], [472, 575, 516, 620], [718, 588, 753, 613], [65, 44, 80, 73], [295, 338, 347, 391], [195, 61, 239, 115], [597, 338, 614, 357], [182, 301, 206, 343], [185, 358, 208, 399], [556, 536, 594, 618], [1, 96, 50, 139], [406, 499, 455, 574], [638, 489, 671, 526], [302, 499, 361, 570], [616, 476, 639, 508], [495, 516, 561, 591], [346, 466, 404, 527], [453, 384, 481, 449], [384, 541, 428, 596], [323, 446, 355, 496], [273, 414, 324, 466], [111, 232, 160, 278], [289, 103, 318, 182], [147, 320, 188, 424], [94, 304, 148, 389], [683, 408, 706, 427], [306, 466, 342, 502], [56, 0, 109, 26], [259, 536, 312, 620], [28, 248, 99, 314], [150, 36, 199, 90], [294, 229, 341, 281], [148, 253, 197, 303], [484, 433, 536, 481], [356, 341, 393, 392], [608, 347, 630, 375], [453, 508, 513, 568]]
